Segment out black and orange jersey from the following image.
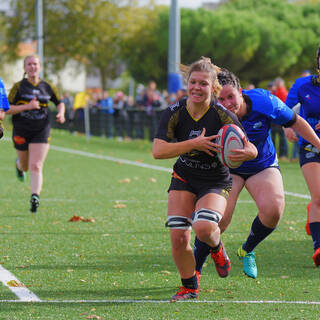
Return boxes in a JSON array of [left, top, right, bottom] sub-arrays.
[[8, 78, 61, 131], [155, 97, 245, 183]]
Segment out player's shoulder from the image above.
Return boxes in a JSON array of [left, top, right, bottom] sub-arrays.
[[244, 88, 277, 113], [167, 97, 187, 113]]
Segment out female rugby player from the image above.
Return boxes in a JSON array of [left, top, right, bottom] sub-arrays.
[[194, 68, 320, 279], [153, 57, 257, 301], [284, 44, 320, 267], [6, 55, 65, 213]]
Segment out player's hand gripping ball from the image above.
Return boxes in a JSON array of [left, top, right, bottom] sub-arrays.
[[216, 124, 245, 168]]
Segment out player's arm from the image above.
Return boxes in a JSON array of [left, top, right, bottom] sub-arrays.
[[228, 139, 257, 162], [56, 102, 66, 124], [290, 115, 320, 151], [153, 128, 221, 159], [6, 97, 40, 115]]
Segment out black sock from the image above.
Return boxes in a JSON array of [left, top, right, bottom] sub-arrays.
[[310, 222, 320, 250], [181, 274, 198, 290], [31, 193, 39, 198], [242, 216, 275, 253], [193, 237, 211, 274]]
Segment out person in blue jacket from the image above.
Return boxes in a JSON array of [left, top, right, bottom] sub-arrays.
[[284, 45, 320, 267], [0, 77, 10, 139], [193, 68, 320, 279]]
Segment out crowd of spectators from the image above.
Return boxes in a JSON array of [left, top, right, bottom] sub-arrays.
[[53, 80, 187, 141]]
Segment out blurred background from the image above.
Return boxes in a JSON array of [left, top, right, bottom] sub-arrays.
[[0, 0, 319, 146]]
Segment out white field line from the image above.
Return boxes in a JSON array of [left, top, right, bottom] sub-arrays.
[[0, 265, 41, 302], [0, 299, 319, 305], [51, 145, 311, 200]]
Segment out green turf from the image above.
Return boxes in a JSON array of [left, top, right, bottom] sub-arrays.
[[0, 129, 319, 319]]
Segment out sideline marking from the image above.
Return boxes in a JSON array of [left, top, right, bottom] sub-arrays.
[[0, 299, 319, 304], [0, 265, 41, 302], [51, 145, 311, 199]]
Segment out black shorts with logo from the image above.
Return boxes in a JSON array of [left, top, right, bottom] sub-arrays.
[[12, 124, 50, 150], [168, 171, 232, 200]]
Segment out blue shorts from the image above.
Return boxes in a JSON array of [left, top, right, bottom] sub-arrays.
[[299, 143, 320, 167], [230, 165, 280, 181]]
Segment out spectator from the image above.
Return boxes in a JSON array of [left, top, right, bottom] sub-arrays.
[[143, 80, 162, 141], [97, 90, 114, 139], [272, 77, 289, 160], [113, 91, 130, 140]]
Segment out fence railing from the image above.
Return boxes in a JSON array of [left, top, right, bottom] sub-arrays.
[[49, 106, 165, 141]]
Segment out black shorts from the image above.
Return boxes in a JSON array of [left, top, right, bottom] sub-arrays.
[[299, 143, 320, 167], [168, 171, 232, 200], [12, 125, 50, 151]]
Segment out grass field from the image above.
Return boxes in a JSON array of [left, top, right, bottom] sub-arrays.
[[0, 129, 319, 320]]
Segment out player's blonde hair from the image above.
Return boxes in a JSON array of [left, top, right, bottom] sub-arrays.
[[180, 56, 222, 97]]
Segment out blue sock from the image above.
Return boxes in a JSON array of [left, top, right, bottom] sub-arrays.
[[242, 216, 275, 253], [181, 274, 198, 290], [309, 222, 320, 250], [193, 237, 211, 274]]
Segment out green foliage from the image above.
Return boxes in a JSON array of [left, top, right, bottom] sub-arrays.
[[3, 0, 320, 88]]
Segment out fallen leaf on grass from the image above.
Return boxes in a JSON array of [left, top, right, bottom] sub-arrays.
[[119, 178, 131, 183], [69, 215, 96, 223], [7, 280, 25, 287], [113, 201, 126, 209], [86, 315, 104, 320]]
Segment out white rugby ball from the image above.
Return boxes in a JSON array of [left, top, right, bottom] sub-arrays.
[[216, 124, 245, 169]]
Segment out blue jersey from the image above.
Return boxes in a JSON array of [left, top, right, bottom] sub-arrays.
[[232, 88, 295, 175], [285, 75, 320, 145], [0, 77, 9, 111]]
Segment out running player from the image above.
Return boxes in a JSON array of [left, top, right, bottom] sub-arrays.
[[0, 77, 10, 139], [194, 68, 320, 279], [153, 57, 257, 301], [6, 55, 65, 213], [284, 44, 320, 266]]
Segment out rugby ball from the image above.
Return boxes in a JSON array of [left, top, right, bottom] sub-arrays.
[[216, 124, 245, 169]]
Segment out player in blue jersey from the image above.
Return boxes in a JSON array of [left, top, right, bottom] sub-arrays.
[[0, 77, 10, 139], [193, 68, 320, 279], [284, 45, 320, 266], [153, 58, 257, 301]]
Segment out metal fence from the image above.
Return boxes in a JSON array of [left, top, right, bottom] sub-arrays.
[[49, 106, 165, 141]]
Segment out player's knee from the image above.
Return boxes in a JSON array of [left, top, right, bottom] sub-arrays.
[[29, 161, 43, 173], [171, 233, 190, 251]]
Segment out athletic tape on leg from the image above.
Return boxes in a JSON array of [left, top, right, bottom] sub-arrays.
[[192, 208, 222, 225], [165, 216, 192, 230]]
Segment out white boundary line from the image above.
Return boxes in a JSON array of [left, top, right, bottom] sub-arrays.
[[0, 265, 41, 302], [0, 299, 319, 305], [51, 145, 311, 200]]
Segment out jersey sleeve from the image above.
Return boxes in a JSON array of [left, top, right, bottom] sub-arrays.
[[0, 78, 9, 111], [285, 77, 305, 108], [155, 105, 179, 142], [268, 94, 295, 126], [47, 82, 61, 106]]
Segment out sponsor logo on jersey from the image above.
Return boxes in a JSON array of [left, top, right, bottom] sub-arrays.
[[253, 121, 262, 129]]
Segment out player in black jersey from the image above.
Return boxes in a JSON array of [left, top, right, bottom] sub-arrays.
[[6, 55, 65, 213], [153, 57, 257, 301]]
